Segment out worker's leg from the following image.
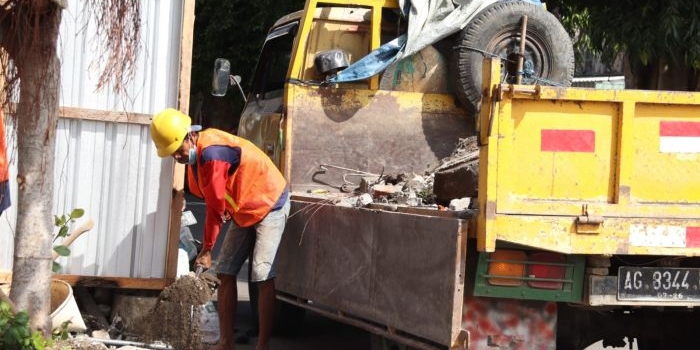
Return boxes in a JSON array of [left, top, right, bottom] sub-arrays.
[[212, 223, 256, 349], [211, 274, 237, 350], [255, 278, 276, 350], [250, 197, 290, 350]]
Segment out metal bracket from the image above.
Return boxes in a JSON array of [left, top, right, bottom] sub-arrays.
[[576, 204, 604, 234]]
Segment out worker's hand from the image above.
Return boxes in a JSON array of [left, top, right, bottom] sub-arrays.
[[195, 249, 213, 269]]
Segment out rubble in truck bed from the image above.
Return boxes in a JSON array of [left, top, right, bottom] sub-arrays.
[[308, 136, 479, 214]]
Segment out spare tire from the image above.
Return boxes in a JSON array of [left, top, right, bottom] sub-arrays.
[[451, 0, 574, 116]]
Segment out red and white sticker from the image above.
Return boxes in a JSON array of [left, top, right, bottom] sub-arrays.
[[541, 129, 595, 152], [659, 121, 700, 153], [629, 224, 700, 248]]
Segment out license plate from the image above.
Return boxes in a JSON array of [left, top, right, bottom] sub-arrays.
[[618, 266, 700, 301]]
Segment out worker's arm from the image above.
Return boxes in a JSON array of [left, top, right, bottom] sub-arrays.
[[199, 159, 232, 251], [194, 146, 241, 268]]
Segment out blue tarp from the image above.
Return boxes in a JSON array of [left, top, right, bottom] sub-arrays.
[[329, 0, 541, 83]]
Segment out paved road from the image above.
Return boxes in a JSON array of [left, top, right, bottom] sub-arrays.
[[185, 194, 370, 349]]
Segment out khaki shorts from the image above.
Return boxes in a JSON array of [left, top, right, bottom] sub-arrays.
[[215, 198, 290, 282]]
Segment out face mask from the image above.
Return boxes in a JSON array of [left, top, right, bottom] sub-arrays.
[[188, 147, 197, 165]]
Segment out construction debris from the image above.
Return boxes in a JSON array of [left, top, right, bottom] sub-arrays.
[[133, 273, 215, 350], [315, 136, 479, 212]]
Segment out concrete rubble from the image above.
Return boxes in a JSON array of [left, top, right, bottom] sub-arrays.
[[317, 136, 479, 214]]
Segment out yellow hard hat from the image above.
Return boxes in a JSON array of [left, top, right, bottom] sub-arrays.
[[150, 108, 192, 157]]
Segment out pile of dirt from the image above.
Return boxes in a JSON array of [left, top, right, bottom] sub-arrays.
[[133, 274, 214, 350], [158, 274, 212, 305]]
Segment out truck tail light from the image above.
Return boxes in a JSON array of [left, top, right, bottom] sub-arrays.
[[487, 250, 527, 286], [527, 252, 566, 290]]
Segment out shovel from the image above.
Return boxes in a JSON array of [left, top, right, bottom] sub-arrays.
[[194, 265, 220, 291]]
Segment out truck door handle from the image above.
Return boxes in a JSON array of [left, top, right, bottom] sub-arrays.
[[577, 215, 604, 224], [576, 215, 604, 234]]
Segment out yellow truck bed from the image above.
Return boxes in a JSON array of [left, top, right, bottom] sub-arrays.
[[477, 59, 700, 256]]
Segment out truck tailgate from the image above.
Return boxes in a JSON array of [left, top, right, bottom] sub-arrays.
[[478, 59, 700, 255], [276, 196, 468, 347]]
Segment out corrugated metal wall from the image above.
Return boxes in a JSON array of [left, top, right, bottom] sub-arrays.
[[0, 0, 185, 278]]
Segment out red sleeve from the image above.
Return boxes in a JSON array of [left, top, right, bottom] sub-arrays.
[[200, 159, 231, 251]]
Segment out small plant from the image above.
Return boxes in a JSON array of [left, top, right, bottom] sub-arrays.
[[52, 209, 84, 273], [0, 301, 52, 350]]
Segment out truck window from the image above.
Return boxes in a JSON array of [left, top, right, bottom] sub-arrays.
[[250, 22, 298, 100], [301, 7, 405, 88], [302, 9, 372, 82]]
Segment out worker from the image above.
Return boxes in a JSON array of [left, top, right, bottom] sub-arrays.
[[0, 110, 10, 215], [150, 108, 289, 350]]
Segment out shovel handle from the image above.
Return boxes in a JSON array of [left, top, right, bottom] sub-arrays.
[[53, 219, 95, 260]]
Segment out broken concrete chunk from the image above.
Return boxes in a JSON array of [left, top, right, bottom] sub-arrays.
[[356, 193, 373, 207], [359, 176, 380, 193], [433, 157, 478, 204], [91, 329, 111, 340], [449, 198, 471, 211]]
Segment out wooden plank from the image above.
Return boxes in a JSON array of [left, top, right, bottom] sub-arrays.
[[164, 182, 185, 286], [161, 0, 196, 287], [178, 0, 195, 114], [0, 272, 168, 290], [54, 275, 168, 290], [0, 271, 9, 284], [59, 107, 152, 125]]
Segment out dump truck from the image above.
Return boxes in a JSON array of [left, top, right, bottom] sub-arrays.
[[211, 0, 700, 348]]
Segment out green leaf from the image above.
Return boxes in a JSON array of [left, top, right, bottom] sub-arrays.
[[69, 208, 84, 219], [32, 333, 46, 350], [14, 312, 29, 326], [8, 326, 20, 342], [57, 226, 68, 238], [52, 262, 62, 273], [53, 245, 70, 257], [54, 215, 67, 227]]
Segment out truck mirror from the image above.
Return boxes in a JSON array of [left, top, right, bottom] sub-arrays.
[[314, 49, 349, 78], [211, 58, 231, 97]]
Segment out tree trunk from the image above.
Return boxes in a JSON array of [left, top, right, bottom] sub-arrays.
[[8, 5, 62, 335]]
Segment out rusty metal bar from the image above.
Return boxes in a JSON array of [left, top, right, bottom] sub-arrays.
[[516, 15, 528, 85], [277, 294, 444, 350]]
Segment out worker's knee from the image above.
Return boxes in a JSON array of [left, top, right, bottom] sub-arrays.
[[217, 273, 237, 284]]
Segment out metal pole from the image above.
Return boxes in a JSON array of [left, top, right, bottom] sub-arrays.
[[516, 15, 528, 85], [80, 337, 173, 349], [277, 295, 445, 350]]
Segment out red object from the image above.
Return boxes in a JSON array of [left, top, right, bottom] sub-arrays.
[[660, 121, 700, 137], [0, 111, 8, 183], [686, 227, 700, 248], [540, 129, 595, 152], [527, 252, 566, 290]]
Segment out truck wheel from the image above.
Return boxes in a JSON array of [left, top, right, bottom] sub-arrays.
[[451, 0, 574, 115]]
